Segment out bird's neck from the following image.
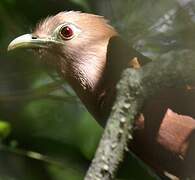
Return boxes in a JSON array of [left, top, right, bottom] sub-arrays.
[[64, 41, 109, 123]]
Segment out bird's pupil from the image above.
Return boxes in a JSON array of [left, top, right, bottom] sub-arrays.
[[60, 26, 73, 39]]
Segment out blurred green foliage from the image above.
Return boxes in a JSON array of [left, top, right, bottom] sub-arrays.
[[0, 120, 11, 140], [0, 0, 195, 179]]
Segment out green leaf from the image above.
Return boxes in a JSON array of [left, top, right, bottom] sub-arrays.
[[0, 120, 11, 140]]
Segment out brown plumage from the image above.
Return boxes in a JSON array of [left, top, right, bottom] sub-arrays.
[[8, 11, 195, 179]]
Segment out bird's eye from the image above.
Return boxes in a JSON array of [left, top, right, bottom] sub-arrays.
[[59, 25, 74, 40]]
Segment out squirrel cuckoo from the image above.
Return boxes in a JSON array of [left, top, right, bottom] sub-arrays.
[[7, 11, 195, 179]]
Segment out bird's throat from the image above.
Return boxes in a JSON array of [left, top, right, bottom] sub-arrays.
[[63, 48, 109, 123]]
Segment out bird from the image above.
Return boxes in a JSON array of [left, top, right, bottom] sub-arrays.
[[7, 11, 195, 179]]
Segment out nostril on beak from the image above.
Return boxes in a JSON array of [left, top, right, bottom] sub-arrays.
[[32, 35, 38, 39]]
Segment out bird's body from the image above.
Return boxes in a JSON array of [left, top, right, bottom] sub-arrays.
[[8, 11, 195, 179]]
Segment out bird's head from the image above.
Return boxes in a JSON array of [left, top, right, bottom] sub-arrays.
[[8, 11, 117, 91], [8, 11, 118, 121]]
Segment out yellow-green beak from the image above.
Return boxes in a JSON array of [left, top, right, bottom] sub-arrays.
[[8, 34, 52, 51]]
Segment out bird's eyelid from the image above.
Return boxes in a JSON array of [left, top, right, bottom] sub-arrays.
[[52, 23, 81, 39]]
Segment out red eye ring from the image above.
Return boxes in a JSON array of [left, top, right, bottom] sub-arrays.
[[59, 25, 74, 40]]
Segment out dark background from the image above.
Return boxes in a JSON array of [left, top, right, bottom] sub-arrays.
[[0, 0, 195, 179]]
